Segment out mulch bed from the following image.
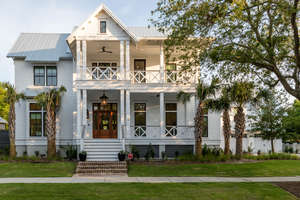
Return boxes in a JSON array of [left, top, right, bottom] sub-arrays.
[[274, 182, 300, 198], [128, 159, 260, 165]]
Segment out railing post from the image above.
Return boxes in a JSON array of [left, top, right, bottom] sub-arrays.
[[76, 40, 81, 80], [160, 44, 165, 83], [120, 41, 125, 80], [82, 40, 87, 80], [126, 40, 130, 80]]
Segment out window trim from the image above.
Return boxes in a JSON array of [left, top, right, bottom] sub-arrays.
[[46, 66, 57, 86], [29, 103, 46, 137], [33, 65, 57, 86]]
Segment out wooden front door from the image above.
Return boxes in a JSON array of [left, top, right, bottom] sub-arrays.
[[93, 103, 118, 138]]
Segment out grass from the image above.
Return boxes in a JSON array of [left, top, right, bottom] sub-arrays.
[[128, 160, 300, 177], [0, 162, 76, 177], [0, 183, 297, 200]]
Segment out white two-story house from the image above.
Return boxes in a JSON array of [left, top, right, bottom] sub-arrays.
[[7, 4, 222, 161]]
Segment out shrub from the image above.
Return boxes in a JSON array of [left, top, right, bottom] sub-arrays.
[[130, 145, 140, 160], [65, 145, 77, 160], [288, 147, 294, 153], [34, 151, 40, 157], [161, 151, 167, 160], [284, 146, 289, 153], [145, 143, 155, 161], [243, 153, 299, 160], [257, 150, 261, 155]]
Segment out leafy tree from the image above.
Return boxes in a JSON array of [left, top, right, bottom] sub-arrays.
[[206, 86, 232, 155], [249, 90, 287, 153], [3, 83, 25, 158], [35, 86, 66, 158], [0, 83, 9, 121], [283, 100, 300, 142], [229, 81, 255, 158], [152, 0, 300, 100], [177, 78, 220, 156]]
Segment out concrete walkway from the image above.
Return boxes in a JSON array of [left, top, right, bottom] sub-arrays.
[[0, 176, 299, 183]]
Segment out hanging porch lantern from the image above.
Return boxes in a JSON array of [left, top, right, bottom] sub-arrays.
[[100, 91, 108, 105]]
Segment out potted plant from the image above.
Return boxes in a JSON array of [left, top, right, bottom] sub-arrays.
[[79, 151, 87, 161], [118, 150, 126, 161]]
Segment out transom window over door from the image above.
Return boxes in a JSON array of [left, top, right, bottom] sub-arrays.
[[34, 66, 57, 86], [134, 103, 146, 137], [165, 103, 177, 136]]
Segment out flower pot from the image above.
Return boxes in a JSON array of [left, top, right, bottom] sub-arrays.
[[79, 153, 87, 161], [118, 153, 126, 161]]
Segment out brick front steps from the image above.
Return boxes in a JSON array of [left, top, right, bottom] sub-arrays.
[[75, 161, 127, 176]]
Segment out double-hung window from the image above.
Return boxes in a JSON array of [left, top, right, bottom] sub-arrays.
[[34, 66, 57, 86], [165, 103, 177, 136], [29, 103, 46, 137], [134, 103, 146, 137]]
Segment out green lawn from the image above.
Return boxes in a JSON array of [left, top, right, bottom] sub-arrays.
[[128, 160, 300, 177], [0, 183, 296, 200], [0, 162, 76, 177]]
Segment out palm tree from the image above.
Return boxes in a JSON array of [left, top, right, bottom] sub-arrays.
[[229, 81, 255, 158], [2, 82, 25, 158], [35, 86, 66, 158], [206, 86, 232, 155], [177, 78, 220, 156]]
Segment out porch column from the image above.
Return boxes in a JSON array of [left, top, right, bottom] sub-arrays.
[[82, 90, 87, 126], [82, 40, 87, 80], [125, 40, 130, 80], [120, 89, 125, 138], [160, 92, 165, 136], [160, 43, 165, 83], [120, 40, 125, 80], [76, 40, 81, 80], [125, 90, 131, 138], [76, 89, 82, 149]]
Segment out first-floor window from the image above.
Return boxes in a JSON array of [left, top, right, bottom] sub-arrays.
[[134, 103, 146, 137], [29, 103, 46, 137], [202, 108, 208, 137], [165, 103, 177, 136]]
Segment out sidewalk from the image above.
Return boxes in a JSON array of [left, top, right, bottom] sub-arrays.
[[0, 176, 299, 183]]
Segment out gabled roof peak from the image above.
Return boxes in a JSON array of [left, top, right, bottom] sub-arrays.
[[67, 3, 138, 43]]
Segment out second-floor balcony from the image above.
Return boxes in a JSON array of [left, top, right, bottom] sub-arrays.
[[82, 66, 197, 84]]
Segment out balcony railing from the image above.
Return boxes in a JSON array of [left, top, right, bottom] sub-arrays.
[[82, 67, 197, 84], [126, 125, 194, 139]]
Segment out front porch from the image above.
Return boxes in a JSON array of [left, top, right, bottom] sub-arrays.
[[76, 90, 197, 154]]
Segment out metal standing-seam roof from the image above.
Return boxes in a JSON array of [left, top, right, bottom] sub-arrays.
[[7, 27, 166, 62], [7, 33, 72, 62], [128, 26, 166, 39]]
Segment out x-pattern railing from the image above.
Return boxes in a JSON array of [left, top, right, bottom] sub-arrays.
[[130, 71, 161, 83], [166, 71, 194, 84], [165, 126, 177, 137], [134, 126, 147, 137], [87, 67, 120, 80]]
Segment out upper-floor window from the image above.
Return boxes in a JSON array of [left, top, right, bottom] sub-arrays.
[[34, 66, 57, 86], [100, 21, 106, 33]]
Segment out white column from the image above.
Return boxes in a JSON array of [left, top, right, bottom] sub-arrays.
[[76, 89, 82, 142], [125, 90, 131, 138], [76, 40, 81, 80], [125, 40, 130, 80], [160, 44, 165, 83], [82, 90, 87, 126], [160, 92, 165, 136], [82, 40, 87, 80], [120, 90, 125, 138], [187, 95, 196, 126], [120, 40, 125, 80]]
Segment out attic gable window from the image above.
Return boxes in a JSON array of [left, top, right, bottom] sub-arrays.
[[100, 21, 106, 33]]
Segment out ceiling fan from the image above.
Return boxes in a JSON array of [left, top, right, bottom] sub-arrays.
[[99, 46, 112, 54]]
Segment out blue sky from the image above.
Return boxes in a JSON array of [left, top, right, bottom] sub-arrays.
[[0, 0, 157, 83]]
